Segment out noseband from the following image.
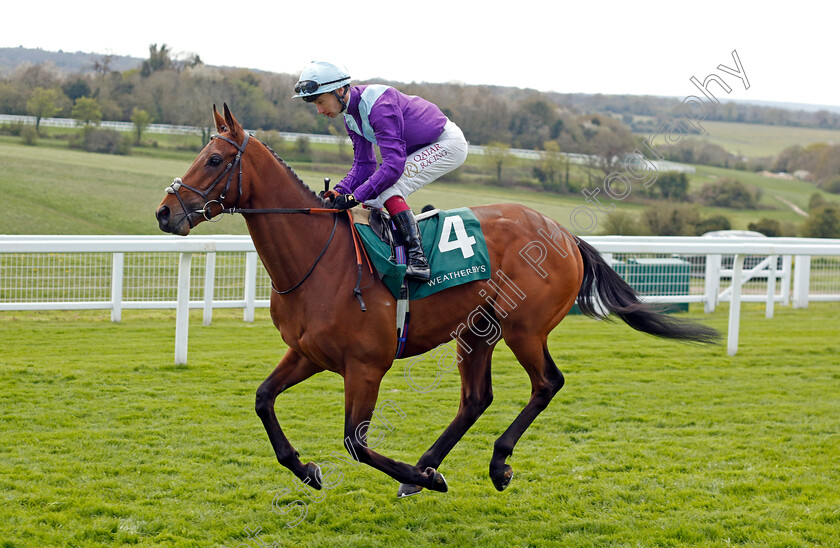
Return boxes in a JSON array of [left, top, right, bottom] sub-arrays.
[[164, 132, 251, 227]]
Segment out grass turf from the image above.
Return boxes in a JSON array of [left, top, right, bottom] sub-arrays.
[[1, 303, 838, 547]]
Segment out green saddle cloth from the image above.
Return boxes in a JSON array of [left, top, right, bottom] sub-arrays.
[[355, 207, 491, 300]]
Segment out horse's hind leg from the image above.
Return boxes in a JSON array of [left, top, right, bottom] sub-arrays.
[[255, 348, 325, 488], [490, 331, 564, 491], [398, 332, 496, 497]]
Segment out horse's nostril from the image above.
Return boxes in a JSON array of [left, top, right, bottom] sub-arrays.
[[156, 206, 170, 225]]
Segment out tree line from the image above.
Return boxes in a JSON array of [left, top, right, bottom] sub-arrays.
[[1, 47, 639, 156], [3, 44, 839, 150], [557, 93, 840, 131], [2, 45, 839, 237]]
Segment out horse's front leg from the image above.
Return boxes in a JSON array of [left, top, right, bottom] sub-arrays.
[[255, 348, 325, 488], [342, 363, 448, 493]]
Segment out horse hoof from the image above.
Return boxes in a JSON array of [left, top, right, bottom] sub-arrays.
[[303, 462, 323, 490], [397, 483, 424, 498], [425, 467, 448, 493], [491, 464, 513, 491]]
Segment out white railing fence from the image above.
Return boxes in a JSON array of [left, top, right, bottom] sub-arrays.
[[2, 235, 839, 362]]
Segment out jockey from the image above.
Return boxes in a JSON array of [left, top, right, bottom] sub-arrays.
[[293, 61, 468, 282]]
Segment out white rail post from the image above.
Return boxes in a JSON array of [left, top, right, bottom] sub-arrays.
[[175, 252, 193, 364], [765, 255, 777, 319], [110, 252, 124, 323], [243, 252, 257, 322], [792, 255, 811, 309], [727, 254, 745, 356], [203, 252, 216, 326], [781, 255, 792, 306], [704, 254, 722, 313]]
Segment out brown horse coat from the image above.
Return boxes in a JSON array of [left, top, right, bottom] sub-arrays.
[[156, 105, 717, 496]]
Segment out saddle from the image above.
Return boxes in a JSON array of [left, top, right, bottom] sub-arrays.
[[365, 207, 441, 260], [352, 206, 490, 301], [351, 206, 491, 358]]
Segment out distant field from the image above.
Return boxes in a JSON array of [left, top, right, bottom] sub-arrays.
[[643, 120, 840, 157], [0, 137, 640, 236], [690, 164, 819, 225], [0, 136, 830, 237]]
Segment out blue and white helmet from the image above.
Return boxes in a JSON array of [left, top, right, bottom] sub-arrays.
[[292, 61, 351, 101]]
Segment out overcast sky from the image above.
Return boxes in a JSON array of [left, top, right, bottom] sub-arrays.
[[4, 0, 835, 108]]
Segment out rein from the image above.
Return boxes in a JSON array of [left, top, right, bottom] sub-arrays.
[[164, 132, 373, 311], [270, 213, 338, 294]]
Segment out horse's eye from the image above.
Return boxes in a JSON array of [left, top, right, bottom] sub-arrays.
[[207, 154, 223, 167]]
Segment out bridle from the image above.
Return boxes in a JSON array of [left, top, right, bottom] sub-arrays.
[[165, 132, 251, 227], [163, 131, 372, 310]]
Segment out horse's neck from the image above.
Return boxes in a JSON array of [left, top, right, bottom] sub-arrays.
[[243, 155, 338, 289]]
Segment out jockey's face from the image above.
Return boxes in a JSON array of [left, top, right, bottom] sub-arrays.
[[313, 88, 346, 118]]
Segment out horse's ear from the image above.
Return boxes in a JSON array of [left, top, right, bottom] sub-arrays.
[[222, 103, 243, 137], [213, 104, 227, 133]]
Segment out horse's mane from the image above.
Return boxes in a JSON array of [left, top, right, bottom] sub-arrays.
[[257, 137, 331, 207]]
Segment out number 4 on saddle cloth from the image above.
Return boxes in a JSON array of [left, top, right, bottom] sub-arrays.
[[352, 206, 491, 358], [353, 207, 491, 301]]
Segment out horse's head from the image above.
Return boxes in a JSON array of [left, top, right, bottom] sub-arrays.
[[156, 104, 250, 235]]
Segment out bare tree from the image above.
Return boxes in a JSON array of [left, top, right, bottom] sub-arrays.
[[583, 114, 637, 176], [141, 44, 174, 77], [91, 54, 115, 75]]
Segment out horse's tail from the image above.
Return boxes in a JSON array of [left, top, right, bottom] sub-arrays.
[[575, 238, 720, 344]]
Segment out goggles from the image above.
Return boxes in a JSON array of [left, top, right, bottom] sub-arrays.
[[294, 76, 350, 96]]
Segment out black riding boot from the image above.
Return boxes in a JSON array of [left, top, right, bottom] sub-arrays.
[[392, 210, 431, 282]]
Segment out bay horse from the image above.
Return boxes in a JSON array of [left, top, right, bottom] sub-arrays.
[[155, 105, 718, 497]]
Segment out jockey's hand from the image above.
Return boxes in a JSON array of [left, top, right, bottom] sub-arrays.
[[331, 193, 359, 210], [319, 189, 340, 202]]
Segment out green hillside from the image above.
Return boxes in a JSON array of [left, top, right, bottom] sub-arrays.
[[0, 136, 622, 236], [1, 133, 836, 237], [686, 121, 840, 158]]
